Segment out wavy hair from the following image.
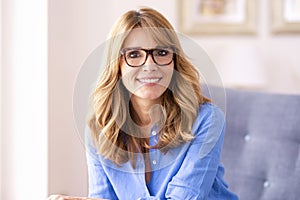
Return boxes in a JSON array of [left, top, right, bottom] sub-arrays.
[[88, 7, 210, 167]]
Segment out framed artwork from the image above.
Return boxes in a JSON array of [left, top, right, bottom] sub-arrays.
[[271, 0, 300, 33], [178, 0, 257, 35]]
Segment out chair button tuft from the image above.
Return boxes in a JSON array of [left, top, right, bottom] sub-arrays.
[[263, 180, 270, 188], [244, 134, 251, 142]]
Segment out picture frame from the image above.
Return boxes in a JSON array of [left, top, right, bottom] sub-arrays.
[[271, 0, 300, 33], [178, 0, 257, 35]]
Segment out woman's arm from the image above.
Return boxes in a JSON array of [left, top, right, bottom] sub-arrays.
[[85, 127, 118, 199], [47, 194, 107, 200], [164, 105, 226, 199]]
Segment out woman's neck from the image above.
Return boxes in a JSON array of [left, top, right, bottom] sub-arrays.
[[130, 95, 161, 127]]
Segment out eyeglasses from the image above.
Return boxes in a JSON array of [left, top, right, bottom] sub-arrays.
[[120, 47, 175, 67]]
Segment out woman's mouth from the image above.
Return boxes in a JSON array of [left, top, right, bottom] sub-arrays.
[[136, 78, 162, 84]]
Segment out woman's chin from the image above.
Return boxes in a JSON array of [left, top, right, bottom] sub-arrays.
[[133, 90, 165, 101], [135, 93, 162, 101]]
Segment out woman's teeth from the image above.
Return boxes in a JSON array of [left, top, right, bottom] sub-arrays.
[[138, 78, 160, 83]]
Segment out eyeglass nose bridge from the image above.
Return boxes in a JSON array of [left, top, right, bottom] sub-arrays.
[[143, 49, 156, 65]]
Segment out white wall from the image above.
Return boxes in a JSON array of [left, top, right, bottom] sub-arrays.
[[0, 0, 2, 197], [1, 0, 48, 199], [48, 0, 300, 197]]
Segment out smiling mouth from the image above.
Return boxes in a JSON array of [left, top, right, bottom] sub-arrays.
[[137, 78, 162, 83]]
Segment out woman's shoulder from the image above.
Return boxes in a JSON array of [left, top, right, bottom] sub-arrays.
[[191, 103, 225, 136], [198, 102, 225, 120]]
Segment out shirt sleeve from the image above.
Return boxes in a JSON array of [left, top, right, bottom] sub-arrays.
[[164, 104, 226, 199], [85, 126, 118, 199]]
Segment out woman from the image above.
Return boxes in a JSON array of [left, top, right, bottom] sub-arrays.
[[49, 7, 238, 200]]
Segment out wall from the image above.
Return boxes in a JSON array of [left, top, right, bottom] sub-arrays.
[[47, 0, 300, 197], [193, 0, 300, 94], [1, 0, 48, 199], [0, 0, 2, 197]]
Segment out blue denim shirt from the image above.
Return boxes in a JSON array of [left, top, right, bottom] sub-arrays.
[[85, 103, 239, 200]]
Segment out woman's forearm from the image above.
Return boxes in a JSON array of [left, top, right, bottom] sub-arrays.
[[47, 194, 108, 200]]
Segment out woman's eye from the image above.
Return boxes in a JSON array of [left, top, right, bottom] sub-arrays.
[[127, 51, 141, 59], [156, 50, 169, 56]]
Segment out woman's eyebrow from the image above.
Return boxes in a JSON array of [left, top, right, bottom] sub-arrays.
[[123, 46, 169, 50], [155, 45, 169, 48], [122, 46, 142, 50]]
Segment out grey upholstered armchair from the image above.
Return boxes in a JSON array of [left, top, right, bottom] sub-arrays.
[[212, 87, 300, 200]]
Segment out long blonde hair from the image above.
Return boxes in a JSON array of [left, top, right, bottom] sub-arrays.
[[88, 7, 210, 167]]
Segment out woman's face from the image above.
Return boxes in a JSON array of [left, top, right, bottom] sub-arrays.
[[120, 28, 174, 101]]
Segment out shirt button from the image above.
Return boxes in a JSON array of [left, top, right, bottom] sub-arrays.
[[152, 160, 157, 165], [151, 131, 157, 136]]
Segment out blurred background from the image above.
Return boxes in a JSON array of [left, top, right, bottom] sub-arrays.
[[1, 0, 300, 199]]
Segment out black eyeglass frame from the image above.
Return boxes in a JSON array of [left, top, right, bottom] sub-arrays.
[[120, 47, 176, 68]]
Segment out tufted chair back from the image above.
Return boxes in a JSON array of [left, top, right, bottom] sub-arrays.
[[213, 88, 300, 200]]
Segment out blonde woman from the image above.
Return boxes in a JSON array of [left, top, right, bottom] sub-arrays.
[[48, 7, 238, 200]]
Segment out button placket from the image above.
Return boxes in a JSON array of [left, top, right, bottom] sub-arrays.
[[149, 126, 159, 169]]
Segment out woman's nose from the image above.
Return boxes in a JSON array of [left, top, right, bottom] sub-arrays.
[[142, 55, 157, 71]]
